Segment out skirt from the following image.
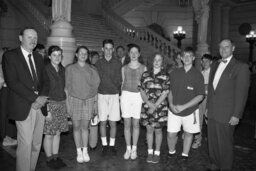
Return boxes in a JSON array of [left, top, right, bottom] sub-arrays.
[[43, 100, 69, 135], [68, 95, 97, 121]]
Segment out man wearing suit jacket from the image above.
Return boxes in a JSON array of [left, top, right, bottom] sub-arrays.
[[206, 39, 250, 171], [2, 27, 48, 171]]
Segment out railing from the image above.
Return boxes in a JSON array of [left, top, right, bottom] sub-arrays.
[[102, 2, 180, 58], [18, 0, 52, 32]]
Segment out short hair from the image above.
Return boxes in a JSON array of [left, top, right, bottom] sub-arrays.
[[19, 26, 36, 36], [102, 39, 114, 47], [116, 46, 125, 51], [182, 47, 195, 56], [127, 43, 141, 53], [48, 45, 62, 56], [219, 39, 234, 46], [201, 54, 213, 61]]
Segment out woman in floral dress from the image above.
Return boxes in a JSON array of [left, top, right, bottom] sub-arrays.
[[139, 53, 170, 164]]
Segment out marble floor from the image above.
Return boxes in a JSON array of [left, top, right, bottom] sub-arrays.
[[0, 119, 256, 171]]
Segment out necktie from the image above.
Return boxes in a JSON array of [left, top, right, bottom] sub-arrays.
[[28, 54, 38, 89], [221, 59, 227, 63]]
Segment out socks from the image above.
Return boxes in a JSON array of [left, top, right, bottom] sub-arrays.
[[182, 153, 188, 157], [127, 145, 131, 151], [154, 150, 160, 156], [169, 150, 176, 154], [101, 137, 108, 146], [148, 149, 153, 154], [132, 145, 137, 151], [83, 147, 88, 153], [77, 147, 82, 154], [109, 138, 115, 146]]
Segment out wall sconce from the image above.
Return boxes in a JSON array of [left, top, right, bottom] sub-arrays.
[[173, 26, 186, 49], [246, 30, 256, 62]]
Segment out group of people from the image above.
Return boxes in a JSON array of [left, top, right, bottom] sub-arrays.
[[0, 27, 250, 171]]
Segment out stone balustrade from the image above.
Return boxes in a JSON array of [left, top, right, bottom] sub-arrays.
[[102, 4, 180, 59]]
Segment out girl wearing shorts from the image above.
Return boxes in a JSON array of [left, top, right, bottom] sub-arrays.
[[66, 46, 100, 163], [121, 44, 146, 160], [42, 46, 69, 169]]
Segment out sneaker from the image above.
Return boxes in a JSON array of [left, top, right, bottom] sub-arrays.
[[77, 151, 84, 163], [123, 150, 131, 160], [109, 146, 117, 156], [130, 150, 137, 160], [151, 155, 160, 164], [102, 146, 109, 156], [179, 155, 188, 162], [83, 152, 90, 162], [167, 152, 176, 159], [146, 154, 154, 163], [46, 159, 57, 169]]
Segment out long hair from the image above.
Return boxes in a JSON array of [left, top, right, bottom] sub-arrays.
[[147, 52, 166, 72]]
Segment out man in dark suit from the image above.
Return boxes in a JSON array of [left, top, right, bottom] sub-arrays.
[[206, 39, 250, 171], [2, 27, 48, 171]]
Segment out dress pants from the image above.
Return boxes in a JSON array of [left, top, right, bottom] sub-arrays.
[[15, 108, 45, 171], [208, 118, 235, 170]]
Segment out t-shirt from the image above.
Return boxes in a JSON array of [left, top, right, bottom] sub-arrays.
[[169, 67, 204, 116]]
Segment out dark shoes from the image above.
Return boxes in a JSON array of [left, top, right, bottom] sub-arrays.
[[109, 146, 117, 156], [102, 146, 109, 156], [102, 146, 117, 156], [46, 157, 66, 169]]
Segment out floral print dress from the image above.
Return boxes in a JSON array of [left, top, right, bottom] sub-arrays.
[[139, 69, 170, 128]]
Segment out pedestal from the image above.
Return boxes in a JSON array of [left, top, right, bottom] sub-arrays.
[[195, 42, 209, 69], [47, 20, 76, 67]]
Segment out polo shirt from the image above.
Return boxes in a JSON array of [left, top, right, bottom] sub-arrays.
[[169, 67, 204, 116], [95, 57, 122, 94]]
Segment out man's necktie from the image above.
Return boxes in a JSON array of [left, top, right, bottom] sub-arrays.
[[28, 54, 38, 89]]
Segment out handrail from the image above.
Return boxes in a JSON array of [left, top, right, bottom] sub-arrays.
[[102, 2, 180, 58], [18, 0, 52, 32]]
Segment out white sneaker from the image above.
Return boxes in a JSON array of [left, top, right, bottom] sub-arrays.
[[123, 150, 131, 160], [130, 150, 137, 160], [83, 151, 90, 162], [77, 151, 84, 163]]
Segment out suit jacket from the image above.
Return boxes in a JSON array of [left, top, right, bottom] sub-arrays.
[[2, 47, 46, 121], [207, 57, 250, 124]]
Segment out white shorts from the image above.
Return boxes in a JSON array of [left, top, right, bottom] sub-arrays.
[[120, 91, 142, 119], [167, 109, 200, 134], [98, 94, 120, 122]]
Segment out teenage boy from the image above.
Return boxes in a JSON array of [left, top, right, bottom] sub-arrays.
[[167, 47, 204, 161], [95, 39, 122, 156], [192, 54, 213, 149]]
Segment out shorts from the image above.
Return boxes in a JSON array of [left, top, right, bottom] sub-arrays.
[[120, 91, 142, 119], [98, 94, 120, 122], [167, 109, 200, 134]]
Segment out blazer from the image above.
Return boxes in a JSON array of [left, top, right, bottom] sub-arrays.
[[2, 47, 46, 121], [207, 57, 250, 124]]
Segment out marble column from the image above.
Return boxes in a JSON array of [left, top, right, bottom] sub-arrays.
[[221, 6, 230, 39], [47, 0, 76, 66], [192, 0, 210, 69]]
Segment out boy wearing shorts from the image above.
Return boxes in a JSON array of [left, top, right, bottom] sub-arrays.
[[95, 39, 122, 156], [167, 47, 204, 161]]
